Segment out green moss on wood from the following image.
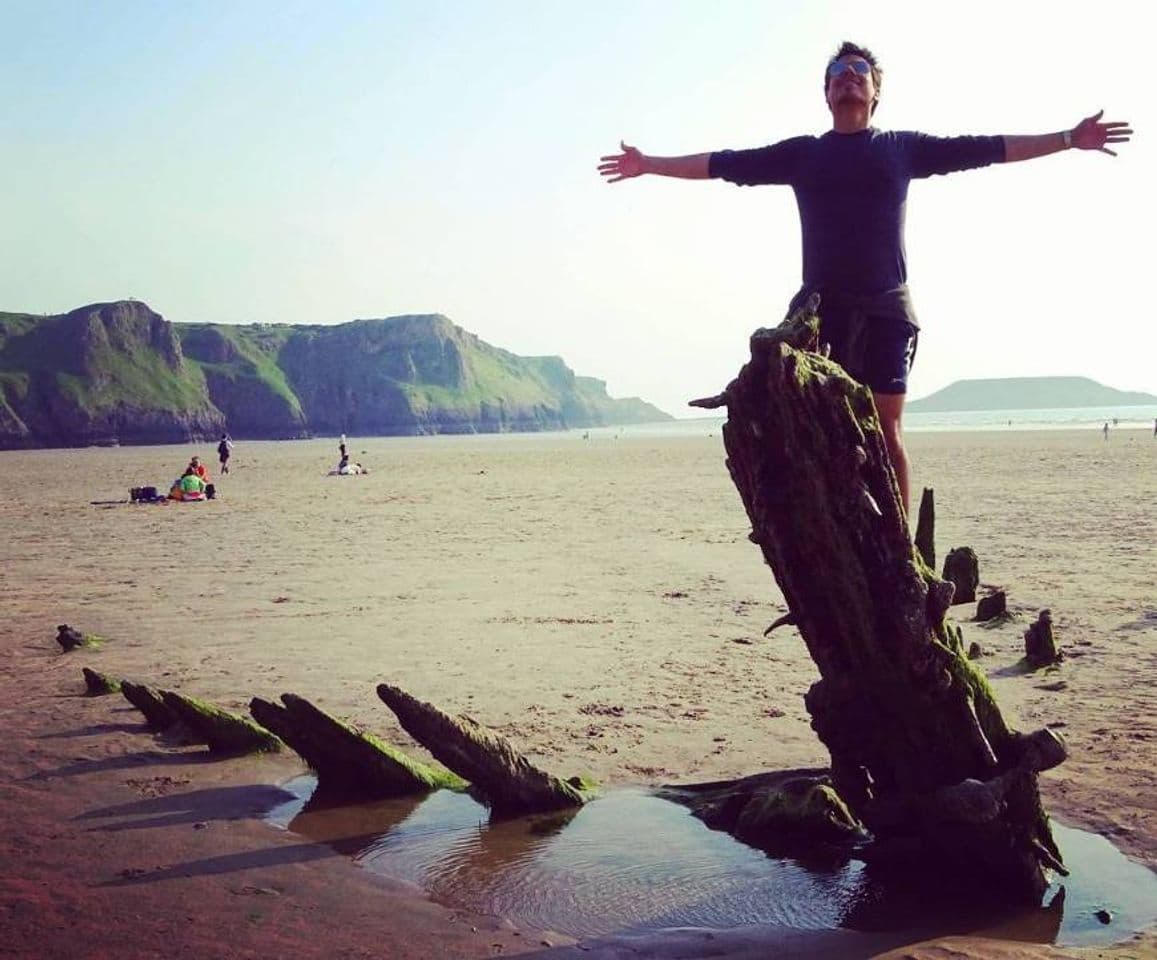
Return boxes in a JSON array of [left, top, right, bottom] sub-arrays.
[[161, 691, 281, 755], [82, 668, 121, 696], [121, 680, 179, 729], [250, 694, 464, 798], [377, 683, 589, 815]]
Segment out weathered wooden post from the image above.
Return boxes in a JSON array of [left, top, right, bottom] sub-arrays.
[[690, 295, 1065, 902], [914, 487, 936, 570]]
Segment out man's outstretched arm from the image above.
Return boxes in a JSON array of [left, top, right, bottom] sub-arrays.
[[1004, 109, 1132, 163], [598, 141, 712, 182]]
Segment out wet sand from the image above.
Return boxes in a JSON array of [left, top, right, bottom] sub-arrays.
[[1, 428, 1155, 959]]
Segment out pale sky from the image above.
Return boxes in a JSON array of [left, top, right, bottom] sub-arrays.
[[2, 0, 1152, 417]]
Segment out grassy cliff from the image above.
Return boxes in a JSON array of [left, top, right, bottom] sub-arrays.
[[0, 301, 670, 448], [0, 303, 221, 447]]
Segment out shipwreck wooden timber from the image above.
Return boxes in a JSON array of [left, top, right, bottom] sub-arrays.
[[160, 691, 282, 756], [660, 768, 866, 858], [121, 681, 179, 730], [1024, 610, 1063, 667], [943, 546, 980, 604], [376, 683, 589, 817], [913, 487, 935, 571], [249, 693, 464, 799], [689, 295, 1065, 902], [82, 668, 121, 696]]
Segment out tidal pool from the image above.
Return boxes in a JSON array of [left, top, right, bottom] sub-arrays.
[[266, 778, 1157, 946]]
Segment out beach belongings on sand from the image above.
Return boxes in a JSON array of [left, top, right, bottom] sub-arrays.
[[942, 546, 979, 604], [160, 691, 281, 755], [688, 293, 1065, 903], [1025, 609, 1063, 667], [55, 624, 104, 651], [914, 487, 936, 570], [55, 625, 86, 651], [660, 769, 866, 857], [976, 590, 1008, 622], [82, 668, 121, 696], [249, 693, 464, 799], [376, 683, 591, 816]]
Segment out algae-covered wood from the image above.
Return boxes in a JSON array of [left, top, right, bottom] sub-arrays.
[[249, 693, 464, 798], [161, 691, 281, 755], [376, 683, 588, 816], [697, 296, 1064, 902]]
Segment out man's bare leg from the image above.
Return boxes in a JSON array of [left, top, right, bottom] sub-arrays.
[[873, 391, 909, 516]]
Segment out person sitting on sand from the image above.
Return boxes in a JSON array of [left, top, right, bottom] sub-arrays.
[[168, 468, 207, 501], [187, 456, 210, 482]]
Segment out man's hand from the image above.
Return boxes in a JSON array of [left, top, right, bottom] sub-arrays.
[[598, 141, 646, 182], [1071, 110, 1133, 156]]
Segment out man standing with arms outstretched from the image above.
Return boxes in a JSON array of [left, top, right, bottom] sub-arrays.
[[598, 41, 1131, 515]]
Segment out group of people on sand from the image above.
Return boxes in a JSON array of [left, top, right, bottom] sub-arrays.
[[169, 454, 214, 501], [167, 434, 232, 501], [162, 432, 365, 499]]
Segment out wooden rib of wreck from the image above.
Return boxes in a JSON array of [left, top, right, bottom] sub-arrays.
[[660, 768, 866, 858], [249, 693, 464, 799], [913, 487, 935, 570], [943, 546, 980, 604], [690, 294, 1066, 902], [160, 691, 281, 755], [376, 683, 590, 817], [82, 668, 121, 696], [1024, 609, 1063, 667], [121, 680, 180, 730]]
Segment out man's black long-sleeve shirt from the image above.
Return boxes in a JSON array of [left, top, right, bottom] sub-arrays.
[[709, 128, 1005, 295]]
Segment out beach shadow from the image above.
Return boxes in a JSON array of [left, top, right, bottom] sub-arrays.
[[37, 721, 144, 739], [987, 659, 1041, 679], [25, 749, 214, 781], [94, 839, 350, 887], [77, 784, 295, 831], [1114, 610, 1157, 633]]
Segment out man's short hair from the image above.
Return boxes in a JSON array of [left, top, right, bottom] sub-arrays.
[[825, 41, 883, 116]]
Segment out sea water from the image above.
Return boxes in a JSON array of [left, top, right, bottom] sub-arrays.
[[578, 404, 1157, 440]]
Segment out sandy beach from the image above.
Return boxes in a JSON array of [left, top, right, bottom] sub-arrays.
[[2, 426, 1155, 959]]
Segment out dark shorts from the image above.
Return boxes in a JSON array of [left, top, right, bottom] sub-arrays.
[[786, 286, 920, 395]]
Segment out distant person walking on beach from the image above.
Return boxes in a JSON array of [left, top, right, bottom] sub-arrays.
[[217, 434, 233, 474], [1103, 422, 1110, 441], [598, 41, 1131, 514]]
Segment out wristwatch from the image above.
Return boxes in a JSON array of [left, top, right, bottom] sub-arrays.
[[1062, 129, 1073, 149]]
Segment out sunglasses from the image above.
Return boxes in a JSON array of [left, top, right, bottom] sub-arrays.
[[828, 60, 872, 78]]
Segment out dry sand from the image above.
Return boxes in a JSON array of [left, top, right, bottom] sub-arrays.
[[1, 426, 1155, 959]]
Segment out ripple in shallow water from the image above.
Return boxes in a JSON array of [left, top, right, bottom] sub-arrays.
[[266, 779, 1157, 945]]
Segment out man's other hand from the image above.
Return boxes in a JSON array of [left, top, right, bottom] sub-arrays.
[[599, 141, 645, 182]]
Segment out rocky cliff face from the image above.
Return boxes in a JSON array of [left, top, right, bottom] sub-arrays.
[[0, 302, 222, 448], [0, 301, 671, 448]]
